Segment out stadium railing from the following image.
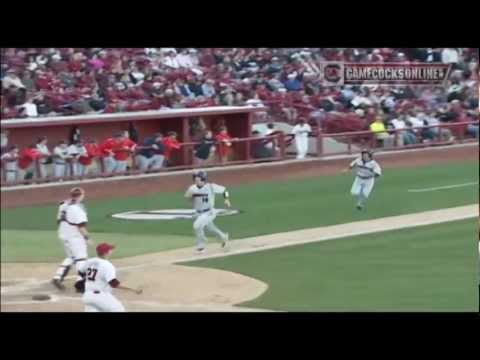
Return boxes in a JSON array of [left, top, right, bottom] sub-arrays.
[[0, 133, 287, 186], [317, 121, 479, 156]]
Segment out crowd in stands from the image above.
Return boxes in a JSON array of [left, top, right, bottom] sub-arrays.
[[1, 48, 478, 183], [1, 48, 477, 134]]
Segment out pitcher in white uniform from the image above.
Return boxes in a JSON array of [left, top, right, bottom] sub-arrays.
[[81, 243, 143, 312], [343, 149, 382, 210], [184, 170, 231, 253]]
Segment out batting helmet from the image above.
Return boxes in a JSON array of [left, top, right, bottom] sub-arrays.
[[360, 149, 373, 160], [361, 149, 373, 159], [193, 170, 207, 182]]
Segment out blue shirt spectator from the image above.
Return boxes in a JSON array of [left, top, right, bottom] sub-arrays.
[[284, 72, 303, 91], [139, 134, 165, 158]]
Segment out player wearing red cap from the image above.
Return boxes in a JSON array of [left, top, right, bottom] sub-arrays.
[[80, 243, 142, 312]]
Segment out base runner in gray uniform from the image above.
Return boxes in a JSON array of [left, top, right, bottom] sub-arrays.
[[343, 149, 382, 210], [184, 171, 231, 254]]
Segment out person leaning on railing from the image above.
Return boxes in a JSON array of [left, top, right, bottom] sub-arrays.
[[369, 116, 394, 148], [53, 140, 73, 179], [111, 133, 137, 174], [215, 126, 236, 164], [67, 140, 88, 177], [135, 133, 165, 171], [78, 139, 101, 176], [193, 130, 216, 166], [163, 131, 181, 167], [35, 136, 52, 178], [251, 131, 276, 160], [18, 143, 43, 181], [1, 145, 19, 183]]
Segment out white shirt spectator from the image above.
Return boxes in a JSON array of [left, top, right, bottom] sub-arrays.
[[163, 55, 180, 69], [441, 48, 459, 64], [351, 95, 373, 107], [130, 71, 145, 85], [19, 102, 38, 117], [391, 118, 407, 130], [189, 50, 200, 67], [2, 73, 26, 90], [177, 53, 194, 69], [423, 115, 439, 127], [407, 115, 424, 128]]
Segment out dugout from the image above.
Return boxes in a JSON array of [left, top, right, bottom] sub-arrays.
[[0, 106, 266, 166]]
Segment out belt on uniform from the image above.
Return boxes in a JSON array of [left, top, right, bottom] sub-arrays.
[[55, 162, 66, 165], [357, 175, 373, 180], [6, 170, 17, 173], [94, 290, 101, 294], [196, 208, 211, 214]]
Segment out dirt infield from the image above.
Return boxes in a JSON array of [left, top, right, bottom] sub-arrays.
[[1, 144, 478, 208], [1, 205, 477, 312]]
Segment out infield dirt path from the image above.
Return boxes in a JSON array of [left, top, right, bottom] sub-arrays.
[[1, 204, 477, 312]]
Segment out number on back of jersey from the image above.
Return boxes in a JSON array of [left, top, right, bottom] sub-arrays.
[[86, 267, 98, 281]]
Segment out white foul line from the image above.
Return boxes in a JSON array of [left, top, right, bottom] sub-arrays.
[[408, 182, 479, 193]]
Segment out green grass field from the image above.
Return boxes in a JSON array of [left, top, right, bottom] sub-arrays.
[[185, 218, 478, 312], [1, 160, 478, 264]]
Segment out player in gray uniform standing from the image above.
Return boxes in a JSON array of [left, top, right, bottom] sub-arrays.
[[184, 170, 230, 254], [343, 149, 382, 210]]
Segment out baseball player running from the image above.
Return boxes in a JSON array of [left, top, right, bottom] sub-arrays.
[[81, 243, 142, 312], [51, 187, 92, 293], [343, 149, 382, 210], [184, 170, 231, 253]]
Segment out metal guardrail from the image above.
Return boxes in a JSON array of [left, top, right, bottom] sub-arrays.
[[0, 134, 287, 186], [1, 121, 478, 187]]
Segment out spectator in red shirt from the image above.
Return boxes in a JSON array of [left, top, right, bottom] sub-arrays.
[[99, 135, 117, 173], [100, 132, 137, 174], [18, 144, 42, 181], [78, 139, 101, 176], [215, 126, 235, 164], [163, 131, 181, 166]]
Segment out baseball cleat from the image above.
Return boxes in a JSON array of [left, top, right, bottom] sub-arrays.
[[195, 248, 206, 254], [221, 233, 230, 249], [51, 279, 65, 290], [356, 205, 363, 210]]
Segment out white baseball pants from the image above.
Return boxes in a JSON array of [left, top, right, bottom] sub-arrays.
[[351, 177, 375, 207], [295, 137, 308, 159], [193, 210, 227, 249], [83, 291, 125, 312]]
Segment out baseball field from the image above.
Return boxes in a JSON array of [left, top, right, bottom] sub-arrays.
[[1, 146, 479, 312]]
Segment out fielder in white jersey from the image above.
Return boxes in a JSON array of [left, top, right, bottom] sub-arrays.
[[80, 243, 142, 312], [51, 187, 92, 293], [184, 170, 231, 253], [343, 149, 382, 210], [291, 119, 312, 159]]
